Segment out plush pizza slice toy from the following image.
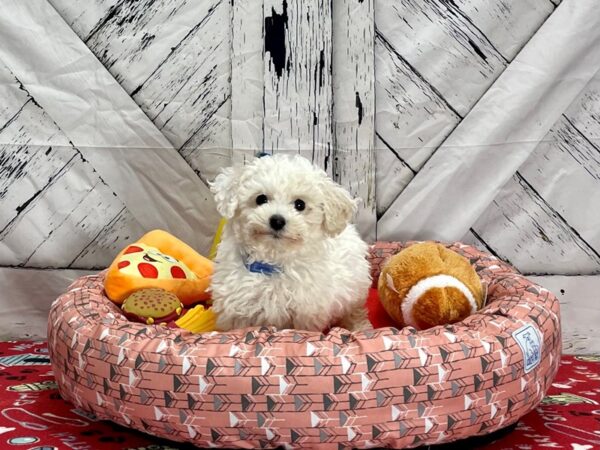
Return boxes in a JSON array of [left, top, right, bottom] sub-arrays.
[[104, 230, 213, 306]]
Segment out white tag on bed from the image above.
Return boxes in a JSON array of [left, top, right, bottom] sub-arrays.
[[512, 324, 542, 373]]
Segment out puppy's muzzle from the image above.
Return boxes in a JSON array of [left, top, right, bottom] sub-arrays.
[[269, 214, 286, 231]]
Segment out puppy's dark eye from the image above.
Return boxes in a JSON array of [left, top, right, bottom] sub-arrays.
[[256, 194, 269, 205], [294, 199, 306, 211]]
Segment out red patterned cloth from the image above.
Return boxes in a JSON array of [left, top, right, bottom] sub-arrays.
[[1, 341, 599, 449]]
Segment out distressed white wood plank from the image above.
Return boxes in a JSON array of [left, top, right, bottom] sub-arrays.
[[69, 207, 142, 269], [0, 155, 141, 268], [64, 0, 233, 181], [378, 0, 600, 244], [467, 78, 600, 273], [0, 69, 74, 233], [132, 2, 231, 151], [0, 75, 32, 122], [374, 135, 415, 219], [470, 173, 600, 275], [0, 105, 75, 232], [0, 61, 144, 269], [332, 0, 375, 241], [519, 117, 600, 251], [179, 96, 232, 184], [565, 77, 600, 142], [0, 1, 219, 253], [373, 0, 555, 218], [0, 267, 93, 340], [529, 275, 600, 354], [263, 0, 333, 173], [48, 0, 120, 38], [451, 0, 554, 60], [0, 3, 168, 148], [373, 0, 554, 217], [50, 0, 232, 183], [75, 0, 223, 94], [0, 65, 72, 150], [231, 0, 264, 161], [374, 31, 461, 170], [460, 229, 505, 260], [375, 0, 507, 116], [374, 30, 461, 218]]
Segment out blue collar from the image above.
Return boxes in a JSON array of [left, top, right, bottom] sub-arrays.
[[244, 259, 282, 275]]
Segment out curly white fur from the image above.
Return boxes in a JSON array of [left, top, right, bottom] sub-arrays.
[[209, 154, 372, 332]]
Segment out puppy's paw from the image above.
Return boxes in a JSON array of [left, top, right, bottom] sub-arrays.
[[215, 311, 239, 332], [350, 317, 373, 332], [339, 306, 372, 332]]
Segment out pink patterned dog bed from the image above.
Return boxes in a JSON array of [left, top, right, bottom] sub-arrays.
[[48, 242, 561, 449]]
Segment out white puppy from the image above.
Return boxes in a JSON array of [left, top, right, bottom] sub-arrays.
[[209, 154, 372, 332]]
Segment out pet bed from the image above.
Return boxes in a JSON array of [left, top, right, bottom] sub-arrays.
[[4, 341, 598, 450], [47, 242, 561, 449]]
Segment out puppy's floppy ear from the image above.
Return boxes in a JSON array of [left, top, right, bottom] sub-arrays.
[[320, 178, 357, 236], [209, 166, 242, 219]]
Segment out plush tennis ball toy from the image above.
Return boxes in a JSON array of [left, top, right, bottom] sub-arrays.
[[378, 242, 484, 330]]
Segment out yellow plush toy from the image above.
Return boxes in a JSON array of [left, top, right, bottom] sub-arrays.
[[378, 242, 485, 330]]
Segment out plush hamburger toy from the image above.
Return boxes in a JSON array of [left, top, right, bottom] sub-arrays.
[[378, 242, 485, 330], [121, 288, 184, 325], [120, 287, 217, 332]]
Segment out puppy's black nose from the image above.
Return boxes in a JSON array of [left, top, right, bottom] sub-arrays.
[[269, 214, 286, 231]]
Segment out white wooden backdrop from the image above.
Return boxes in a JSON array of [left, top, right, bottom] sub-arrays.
[[0, 0, 598, 351]]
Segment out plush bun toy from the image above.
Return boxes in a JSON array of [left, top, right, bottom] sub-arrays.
[[121, 288, 184, 325], [121, 288, 217, 333], [378, 242, 484, 330]]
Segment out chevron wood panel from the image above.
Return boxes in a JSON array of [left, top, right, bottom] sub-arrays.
[[2, 0, 599, 281], [374, 31, 459, 217], [466, 173, 600, 275], [519, 119, 600, 251], [50, 0, 232, 184], [374, 0, 556, 217], [466, 77, 600, 274], [0, 62, 143, 269], [375, 0, 508, 117], [374, 135, 414, 217], [374, 30, 461, 167], [1, 0, 222, 256], [451, 0, 554, 60], [49, 0, 380, 241], [376, 0, 600, 276]]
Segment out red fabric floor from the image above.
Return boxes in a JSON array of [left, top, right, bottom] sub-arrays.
[[1, 340, 599, 450]]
